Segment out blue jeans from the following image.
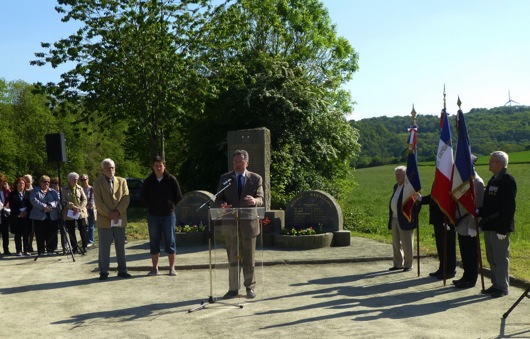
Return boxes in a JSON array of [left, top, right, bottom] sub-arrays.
[[86, 209, 95, 244], [148, 213, 176, 255]]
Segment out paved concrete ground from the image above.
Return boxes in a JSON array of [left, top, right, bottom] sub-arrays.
[[1, 236, 529, 338]]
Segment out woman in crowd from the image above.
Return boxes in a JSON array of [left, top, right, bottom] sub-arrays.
[[80, 174, 96, 247], [9, 177, 32, 256], [23, 174, 35, 252], [0, 174, 12, 255], [61, 172, 88, 253], [29, 175, 60, 255]]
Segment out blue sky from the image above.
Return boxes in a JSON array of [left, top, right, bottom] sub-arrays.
[[2, 0, 529, 121]]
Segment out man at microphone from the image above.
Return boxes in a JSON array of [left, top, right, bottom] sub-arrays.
[[215, 149, 264, 299]]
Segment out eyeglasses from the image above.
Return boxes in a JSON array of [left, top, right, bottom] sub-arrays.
[[41, 181, 50, 184], [81, 179, 87, 181]]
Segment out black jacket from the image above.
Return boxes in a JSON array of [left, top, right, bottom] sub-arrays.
[[141, 171, 182, 216], [387, 183, 419, 231], [480, 169, 516, 235]]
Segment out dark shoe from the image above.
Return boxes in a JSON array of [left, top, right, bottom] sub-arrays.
[[492, 290, 508, 298], [429, 270, 441, 277], [389, 267, 402, 271], [4, 250, 11, 256], [117, 272, 132, 278], [99, 273, 109, 281], [452, 279, 464, 285], [454, 280, 475, 289], [402, 268, 412, 272], [223, 290, 239, 299], [481, 286, 498, 294], [436, 271, 456, 280], [246, 288, 256, 299]]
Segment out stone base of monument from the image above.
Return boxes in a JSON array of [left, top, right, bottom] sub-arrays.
[[332, 230, 351, 247], [257, 233, 274, 247], [273, 233, 333, 250], [175, 232, 206, 246]]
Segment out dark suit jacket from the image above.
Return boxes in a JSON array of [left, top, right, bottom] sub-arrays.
[[8, 190, 28, 221], [387, 183, 418, 231], [419, 194, 448, 227], [215, 170, 264, 237], [480, 169, 516, 235]]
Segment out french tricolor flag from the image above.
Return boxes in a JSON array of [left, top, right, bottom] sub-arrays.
[[431, 109, 456, 224], [451, 109, 476, 216]]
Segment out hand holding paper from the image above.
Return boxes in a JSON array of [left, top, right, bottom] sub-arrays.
[[67, 209, 80, 220]]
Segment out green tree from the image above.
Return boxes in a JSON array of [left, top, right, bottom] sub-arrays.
[[179, 0, 360, 206], [0, 79, 141, 183], [32, 0, 215, 161]]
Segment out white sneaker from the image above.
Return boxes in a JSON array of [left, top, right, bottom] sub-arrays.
[[169, 268, 177, 276]]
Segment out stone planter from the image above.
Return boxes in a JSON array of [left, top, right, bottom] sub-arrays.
[[175, 232, 206, 246], [273, 232, 333, 250], [256, 233, 274, 247]]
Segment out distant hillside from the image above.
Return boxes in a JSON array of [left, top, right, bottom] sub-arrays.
[[349, 105, 530, 168]]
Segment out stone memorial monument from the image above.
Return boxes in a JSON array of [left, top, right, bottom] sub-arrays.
[[285, 190, 350, 246], [226, 128, 284, 246], [227, 128, 271, 210], [175, 190, 215, 226]]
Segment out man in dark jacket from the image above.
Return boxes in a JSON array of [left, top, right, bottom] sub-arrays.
[[419, 193, 457, 280], [480, 151, 516, 298], [141, 156, 183, 276]]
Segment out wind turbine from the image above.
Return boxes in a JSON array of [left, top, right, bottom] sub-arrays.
[[504, 90, 520, 106]]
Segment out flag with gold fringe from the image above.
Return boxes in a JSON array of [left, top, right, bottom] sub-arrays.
[[451, 102, 476, 216]]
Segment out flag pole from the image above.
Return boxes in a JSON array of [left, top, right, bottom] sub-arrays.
[[457, 97, 486, 291], [411, 105, 421, 277], [442, 86, 448, 286]]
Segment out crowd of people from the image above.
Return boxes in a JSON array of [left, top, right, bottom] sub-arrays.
[[0, 172, 95, 257], [1, 151, 265, 299]]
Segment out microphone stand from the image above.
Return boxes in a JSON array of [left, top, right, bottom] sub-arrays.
[[188, 180, 243, 313]]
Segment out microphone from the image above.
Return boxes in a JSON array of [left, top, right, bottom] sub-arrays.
[[222, 178, 233, 186]]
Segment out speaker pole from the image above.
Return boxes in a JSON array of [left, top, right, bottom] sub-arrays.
[[56, 161, 76, 262]]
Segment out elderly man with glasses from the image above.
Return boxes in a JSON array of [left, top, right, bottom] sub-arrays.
[[93, 158, 131, 281]]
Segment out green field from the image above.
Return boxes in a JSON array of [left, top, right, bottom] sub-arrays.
[[344, 157, 530, 282]]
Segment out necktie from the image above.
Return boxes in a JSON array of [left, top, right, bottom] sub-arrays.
[[237, 174, 244, 199], [109, 179, 114, 193]]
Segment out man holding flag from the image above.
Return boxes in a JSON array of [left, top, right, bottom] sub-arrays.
[[420, 107, 457, 280], [451, 105, 483, 289], [387, 113, 421, 273]]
